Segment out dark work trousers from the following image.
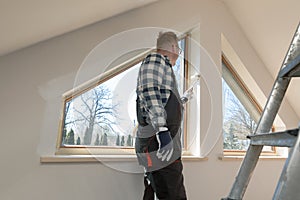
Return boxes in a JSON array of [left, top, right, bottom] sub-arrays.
[[143, 160, 187, 200]]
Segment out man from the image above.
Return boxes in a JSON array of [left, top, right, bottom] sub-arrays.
[[135, 31, 192, 200]]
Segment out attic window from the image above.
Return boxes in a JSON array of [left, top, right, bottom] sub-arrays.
[[56, 37, 189, 155], [222, 55, 275, 154]]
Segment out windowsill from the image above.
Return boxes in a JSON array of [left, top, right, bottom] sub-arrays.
[[40, 154, 208, 163], [219, 155, 287, 161]]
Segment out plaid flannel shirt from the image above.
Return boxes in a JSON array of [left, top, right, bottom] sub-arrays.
[[136, 52, 179, 130]]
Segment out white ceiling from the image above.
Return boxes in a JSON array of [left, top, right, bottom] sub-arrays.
[[0, 0, 157, 57], [222, 0, 300, 77], [222, 0, 300, 120], [1, 0, 299, 119]]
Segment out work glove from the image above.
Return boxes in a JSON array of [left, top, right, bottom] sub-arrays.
[[156, 127, 174, 162]]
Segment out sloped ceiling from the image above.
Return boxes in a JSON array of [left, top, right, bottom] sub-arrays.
[[0, 0, 158, 56], [222, 0, 300, 119], [222, 0, 300, 77]]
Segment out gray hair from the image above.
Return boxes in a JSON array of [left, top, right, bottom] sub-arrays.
[[156, 31, 178, 51]]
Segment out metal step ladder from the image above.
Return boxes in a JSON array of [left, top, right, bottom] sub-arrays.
[[222, 22, 300, 200]]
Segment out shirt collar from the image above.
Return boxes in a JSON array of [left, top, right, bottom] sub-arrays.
[[150, 52, 172, 67]]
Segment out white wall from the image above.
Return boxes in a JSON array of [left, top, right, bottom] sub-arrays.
[[0, 0, 295, 199]]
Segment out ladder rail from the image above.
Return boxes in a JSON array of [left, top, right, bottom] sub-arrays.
[[273, 126, 300, 200]]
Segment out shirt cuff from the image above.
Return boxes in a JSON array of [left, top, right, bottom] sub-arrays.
[[158, 127, 168, 131]]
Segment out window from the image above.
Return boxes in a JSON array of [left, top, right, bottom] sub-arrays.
[[56, 37, 188, 155], [222, 55, 275, 154]]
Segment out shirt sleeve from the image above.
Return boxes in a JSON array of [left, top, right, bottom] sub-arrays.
[[138, 57, 171, 130]]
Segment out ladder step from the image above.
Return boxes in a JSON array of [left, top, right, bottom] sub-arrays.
[[279, 54, 300, 78], [247, 128, 299, 147]]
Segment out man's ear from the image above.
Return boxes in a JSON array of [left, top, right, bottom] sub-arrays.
[[171, 44, 176, 53]]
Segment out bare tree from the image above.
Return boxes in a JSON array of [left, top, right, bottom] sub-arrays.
[[223, 83, 256, 150], [227, 96, 256, 138], [64, 85, 119, 145]]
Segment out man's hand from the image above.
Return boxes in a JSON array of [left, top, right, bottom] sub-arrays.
[[156, 127, 174, 162], [181, 87, 194, 104]]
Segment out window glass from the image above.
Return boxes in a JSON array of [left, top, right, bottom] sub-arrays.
[[63, 64, 139, 147], [223, 78, 255, 150], [222, 56, 275, 152], [222, 58, 259, 151]]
